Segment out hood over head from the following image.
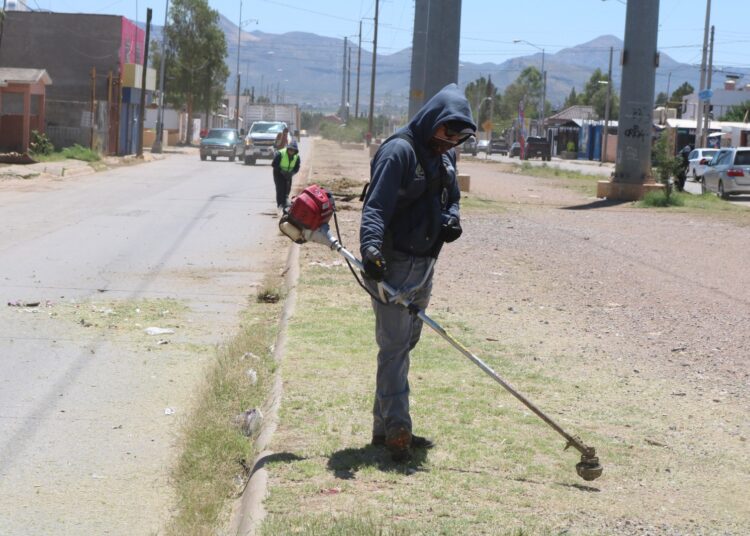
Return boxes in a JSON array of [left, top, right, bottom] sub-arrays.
[[407, 83, 476, 146]]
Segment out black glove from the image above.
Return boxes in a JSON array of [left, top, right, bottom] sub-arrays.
[[441, 216, 463, 243], [362, 246, 386, 281]]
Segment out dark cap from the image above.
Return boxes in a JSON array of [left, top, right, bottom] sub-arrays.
[[443, 120, 476, 137]]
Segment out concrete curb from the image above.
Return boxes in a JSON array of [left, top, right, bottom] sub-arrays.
[[229, 243, 299, 536], [229, 145, 314, 535]]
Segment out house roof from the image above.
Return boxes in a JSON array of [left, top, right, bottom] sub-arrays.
[[548, 105, 597, 122], [666, 118, 750, 130], [0, 68, 52, 87]]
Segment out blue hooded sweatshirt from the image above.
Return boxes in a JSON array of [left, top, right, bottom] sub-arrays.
[[360, 83, 476, 258]]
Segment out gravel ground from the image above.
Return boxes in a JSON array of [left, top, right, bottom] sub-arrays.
[[307, 140, 750, 534]]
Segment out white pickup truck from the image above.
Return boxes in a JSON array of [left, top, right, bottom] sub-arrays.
[[243, 121, 288, 165]]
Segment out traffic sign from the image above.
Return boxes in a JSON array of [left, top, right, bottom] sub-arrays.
[[699, 89, 713, 101]]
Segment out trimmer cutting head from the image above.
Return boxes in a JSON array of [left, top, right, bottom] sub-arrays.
[[575, 454, 603, 481]]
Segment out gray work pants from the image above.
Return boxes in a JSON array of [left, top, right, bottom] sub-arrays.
[[366, 252, 433, 437]]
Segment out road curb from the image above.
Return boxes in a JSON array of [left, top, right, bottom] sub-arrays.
[[229, 146, 313, 535], [229, 242, 300, 536]]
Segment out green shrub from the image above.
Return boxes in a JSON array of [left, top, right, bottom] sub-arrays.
[[566, 141, 576, 152], [639, 190, 685, 207], [60, 144, 101, 162], [29, 130, 55, 155], [320, 121, 366, 143]]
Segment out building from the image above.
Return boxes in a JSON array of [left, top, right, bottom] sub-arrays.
[[681, 78, 750, 121], [0, 68, 52, 153], [0, 11, 155, 155]]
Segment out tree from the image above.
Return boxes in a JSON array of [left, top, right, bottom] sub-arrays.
[[563, 87, 578, 109], [655, 91, 668, 106], [720, 100, 750, 122], [165, 0, 228, 143], [500, 66, 543, 128], [669, 82, 694, 118], [464, 76, 501, 134], [576, 69, 619, 119]]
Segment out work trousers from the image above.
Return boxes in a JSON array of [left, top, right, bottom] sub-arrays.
[[366, 252, 434, 437], [273, 169, 293, 208]]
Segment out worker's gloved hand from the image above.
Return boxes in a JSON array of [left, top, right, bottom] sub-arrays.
[[362, 246, 386, 281], [441, 216, 463, 243]]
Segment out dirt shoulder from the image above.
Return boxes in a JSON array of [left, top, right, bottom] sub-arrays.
[[260, 139, 749, 535]]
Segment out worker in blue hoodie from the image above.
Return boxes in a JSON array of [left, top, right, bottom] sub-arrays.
[[360, 83, 476, 462]]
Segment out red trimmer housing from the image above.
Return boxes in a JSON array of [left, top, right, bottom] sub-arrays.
[[287, 184, 333, 230], [279, 185, 335, 244]]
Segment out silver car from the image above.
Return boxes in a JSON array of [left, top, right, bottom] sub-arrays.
[[687, 148, 718, 181], [702, 147, 750, 199]]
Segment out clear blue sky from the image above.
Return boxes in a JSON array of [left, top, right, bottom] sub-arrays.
[[25, 0, 750, 69]]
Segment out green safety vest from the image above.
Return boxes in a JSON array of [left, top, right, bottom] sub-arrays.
[[279, 148, 299, 173]]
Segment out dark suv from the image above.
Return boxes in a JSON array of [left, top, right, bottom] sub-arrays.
[[523, 136, 551, 161]]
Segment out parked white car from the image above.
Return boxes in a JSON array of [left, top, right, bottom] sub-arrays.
[[687, 148, 719, 181], [702, 147, 750, 199]]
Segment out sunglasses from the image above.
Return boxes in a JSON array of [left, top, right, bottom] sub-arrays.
[[432, 132, 473, 147]]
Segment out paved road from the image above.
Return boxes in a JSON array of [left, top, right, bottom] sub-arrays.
[[0, 144, 304, 534]]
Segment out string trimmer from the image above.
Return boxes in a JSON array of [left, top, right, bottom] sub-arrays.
[[278, 185, 603, 482]]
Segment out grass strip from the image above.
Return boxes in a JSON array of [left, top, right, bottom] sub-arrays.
[[165, 284, 284, 535]]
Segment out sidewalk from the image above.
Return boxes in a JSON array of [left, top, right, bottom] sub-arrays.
[[0, 147, 186, 181]]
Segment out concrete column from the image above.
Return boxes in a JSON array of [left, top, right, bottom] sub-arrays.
[[408, 0, 429, 119], [597, 0, 663, 201], [408, 0, 462, 119]]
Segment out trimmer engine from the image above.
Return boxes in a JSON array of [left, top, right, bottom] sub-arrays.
[[279, 184, 336, 245]]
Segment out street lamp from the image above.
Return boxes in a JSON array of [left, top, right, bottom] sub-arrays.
[[151, 0, 170, 154], [234, 0, 258, 130], [513, 39, 546, 136]]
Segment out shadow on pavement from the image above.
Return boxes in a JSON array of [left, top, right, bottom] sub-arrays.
[[327, 444, 428, 479], [560, 199, 631, 210]]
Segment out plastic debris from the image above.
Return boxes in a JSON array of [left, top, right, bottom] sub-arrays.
[[233, 408, 263, 437], [164, 407, 176, 415], [245, 369, 258, 385], [145, 327, 175, 336], [7, 300, 40, 307]]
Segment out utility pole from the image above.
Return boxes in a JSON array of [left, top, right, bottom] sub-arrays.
[[367, 0, 379, 138], [408, 0, 462, 118], [355, 20, 362, 118], [540, 48, 546, 136], [90, 67, 96, 150], [601, 46, 613, 163], [137, 8, 151, 157], [152, 0, 169, 154], [598, 0, 660, 201], [235, 0, 243, 130], [701, 25, 715, 148], [0, 0, 8, 56], [695, 0, 711, 147], [347, 46, 352, 117], [340, 36, 348, 120]]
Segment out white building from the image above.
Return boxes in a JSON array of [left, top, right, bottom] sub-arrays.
[[682, 78, 750, 121], [5, 1, 31, 11]]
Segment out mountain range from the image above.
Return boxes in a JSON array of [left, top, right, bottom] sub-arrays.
[[155, 15, 749, 114]]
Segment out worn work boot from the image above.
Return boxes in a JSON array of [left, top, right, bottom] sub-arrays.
[[371, 433, 435, 450], [384, 426, 412, 462]]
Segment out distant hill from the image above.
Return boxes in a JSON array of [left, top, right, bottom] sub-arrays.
[[151, 16, 749, 113]]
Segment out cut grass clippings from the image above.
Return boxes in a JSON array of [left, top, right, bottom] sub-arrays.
[[164, 284, 284, 536]]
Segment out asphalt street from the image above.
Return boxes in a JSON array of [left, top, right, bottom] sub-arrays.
[[0, 144, 304, 534]]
